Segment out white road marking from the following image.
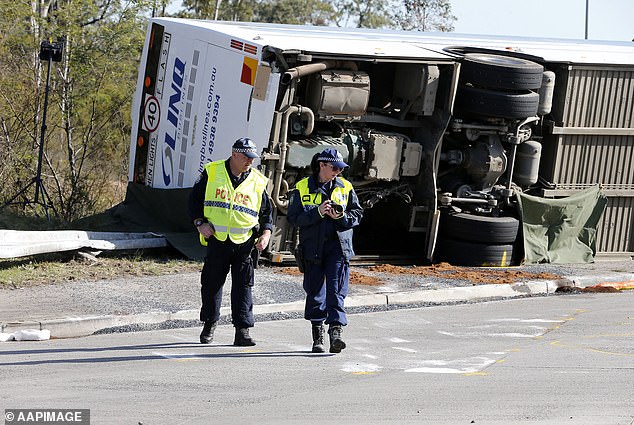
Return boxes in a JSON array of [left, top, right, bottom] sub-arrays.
[[391, 346, 417, 353], [389, 337, 410, 343], [153, 352, 200, 360], [484, 332, 543, 338], [405, 356, 498, 374], [486, 318, 565, 323], [341, 362, 382, 373], [437, 330, 546, 338]]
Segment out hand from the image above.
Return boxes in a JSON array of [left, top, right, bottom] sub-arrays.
[[255, 229, 271, 251], [324, 209, 343, 219], [197, 222, 215, 239], [318, 201, 332, 217], [321, 200, 343, 219]]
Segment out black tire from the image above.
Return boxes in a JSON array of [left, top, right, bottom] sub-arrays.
[[436, 237, 515, 267], [455, 85, 539, 119], [460, 53, 544, 90], [440, 211, 520, 244]]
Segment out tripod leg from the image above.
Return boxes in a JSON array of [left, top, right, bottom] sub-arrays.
[[0, 179, 37, 210], [37, 180, 56, 221]]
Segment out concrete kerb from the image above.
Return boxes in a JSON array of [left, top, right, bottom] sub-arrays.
[[565, 273, 634, 288], [1, 273, 631, 340]]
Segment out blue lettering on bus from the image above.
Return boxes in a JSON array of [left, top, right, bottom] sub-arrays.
[[162, 57, 186, 186]]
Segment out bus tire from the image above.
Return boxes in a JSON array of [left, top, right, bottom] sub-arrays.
[[436, 237, 516, 267], [440, 211, 520, 244], [455, 85, 539, 119], [460, 53, 544, 90]]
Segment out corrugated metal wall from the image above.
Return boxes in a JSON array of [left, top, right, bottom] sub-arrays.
[[550, 134, 634, 190], [541, 65, 634, 254], [565, 68, 634, 128]]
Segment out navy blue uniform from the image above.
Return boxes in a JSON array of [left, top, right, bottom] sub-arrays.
[[189, 159, 273, 328], [287, 175, 363, 326]]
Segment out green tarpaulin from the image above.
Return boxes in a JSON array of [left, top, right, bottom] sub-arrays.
[[516, 185, 607, 264]]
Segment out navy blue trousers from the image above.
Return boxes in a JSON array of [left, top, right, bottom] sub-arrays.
[[200, 236, 255, 328], [303, 240, 349, 326]]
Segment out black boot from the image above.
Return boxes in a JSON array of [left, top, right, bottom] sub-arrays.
[[234, 327, 256, 346], [328, 325, 346, 353], [199, 320, 216, 344], [311, 323, 325, 353]]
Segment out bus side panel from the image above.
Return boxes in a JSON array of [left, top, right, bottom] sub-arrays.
[[130, 21, 277, 189]]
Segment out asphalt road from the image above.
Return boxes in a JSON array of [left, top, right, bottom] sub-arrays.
[[2, 291, 633, 425]]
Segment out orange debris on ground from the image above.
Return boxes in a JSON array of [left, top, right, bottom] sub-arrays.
[[278, 263, 562, 286], [585, 280, 634, 291], [368, 263, 561, 285], [277, 267, 382, 286]]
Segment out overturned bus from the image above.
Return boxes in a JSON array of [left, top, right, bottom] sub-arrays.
[[129, 18, 634, 265]]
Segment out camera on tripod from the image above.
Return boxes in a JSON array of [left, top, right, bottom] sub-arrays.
[[39, 38, 64, 62]]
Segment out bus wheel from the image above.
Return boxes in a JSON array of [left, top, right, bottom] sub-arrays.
[[455, 85, 539, 119], [460, 53, 544, 90], [435, 237, 519, 267], [439, 210, 520, 244]]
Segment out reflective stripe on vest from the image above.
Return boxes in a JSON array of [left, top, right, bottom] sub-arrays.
[[296, 177, 353, 210], [200, 160, 268, 245]]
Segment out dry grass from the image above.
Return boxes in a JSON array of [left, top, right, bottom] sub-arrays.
[[0, 251, 201, 288]]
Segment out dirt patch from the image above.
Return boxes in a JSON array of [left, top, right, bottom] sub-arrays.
[[556, 285, 620, 294], [277, 267, 382, 286], [350, 271, 382, 286], [279, 267, 303, 276], [278, 262, 561, 286], [368, 263, 562, 285]]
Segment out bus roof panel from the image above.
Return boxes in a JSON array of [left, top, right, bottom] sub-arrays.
[[154, 18, 634, 66]]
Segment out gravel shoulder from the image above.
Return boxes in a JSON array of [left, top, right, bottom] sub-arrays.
[[2, 257, 633, 323]]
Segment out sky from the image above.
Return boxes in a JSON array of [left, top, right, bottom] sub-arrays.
[[166, 0, 633, 42], [450, 0, 634, 42]]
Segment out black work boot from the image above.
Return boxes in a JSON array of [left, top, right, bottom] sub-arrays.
[[311, 323, 326, 353], [328, 325, 346, 353], [199, 320, 217, 344], [234, 327, 256, 346]]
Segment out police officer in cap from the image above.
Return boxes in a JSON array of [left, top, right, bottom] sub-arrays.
[[189, 137, 272, 346], [287, 148, 363, 353]]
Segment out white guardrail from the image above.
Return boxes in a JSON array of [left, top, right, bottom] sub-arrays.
[[0, 230, 167, 259]]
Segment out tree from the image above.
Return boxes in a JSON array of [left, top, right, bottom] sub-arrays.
[[0, 0, 152, 221], [330, 0, 392, 28], [255, 0, 335, 26], [180, 0, 258, 21], [395, 0, 456, 32]]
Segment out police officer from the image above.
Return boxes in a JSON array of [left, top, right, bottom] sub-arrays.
[[189, 138, 272, 346], [287, 148, 363, 353]]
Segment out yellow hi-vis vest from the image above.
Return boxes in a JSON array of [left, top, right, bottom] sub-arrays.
[[200, 160, 268, 245], [296, 176, 353, 210]]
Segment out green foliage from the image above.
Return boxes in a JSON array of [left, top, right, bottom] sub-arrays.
[[180, 0, 258, 21], [255, 0, 335, 25], [177, 0, 455, 30], [330, 0, 392, 28], [0, 0, 153, 222], [396, 0, 456, 32]]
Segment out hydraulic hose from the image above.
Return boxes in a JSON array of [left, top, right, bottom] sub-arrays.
[[281, 60, 358, 85], [271, 105, 315, 214]]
